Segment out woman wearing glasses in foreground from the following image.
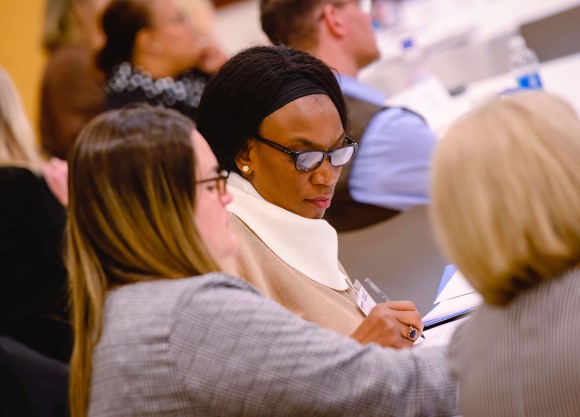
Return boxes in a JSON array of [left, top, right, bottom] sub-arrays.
[[68, 105, 457, 416], [197, 45, 422, 348]]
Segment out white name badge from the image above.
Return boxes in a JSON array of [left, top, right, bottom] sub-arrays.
[[353, 279, 377, 316]]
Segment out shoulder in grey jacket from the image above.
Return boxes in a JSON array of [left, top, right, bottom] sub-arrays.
[[89, 273, 458, 416]]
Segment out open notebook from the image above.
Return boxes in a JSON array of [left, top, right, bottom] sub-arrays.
[[356, 265, 481, 329], [421, 265, 481, 328], [337, 206, 481, 328]]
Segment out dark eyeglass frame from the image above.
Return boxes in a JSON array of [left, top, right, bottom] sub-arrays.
[[196, 170, 229, 196], [253, 134, 358, 172]]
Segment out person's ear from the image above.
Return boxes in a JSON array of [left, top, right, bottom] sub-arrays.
[[319, 4, 347, 38], [234, 141, 255, 177], [135, 28, 163, 55]]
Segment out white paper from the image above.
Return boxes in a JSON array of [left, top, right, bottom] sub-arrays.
[[415, 317, 469, 349], [423, 291, 482, 323], [434, 270, 477, 304], [387, 76, 458, 134]]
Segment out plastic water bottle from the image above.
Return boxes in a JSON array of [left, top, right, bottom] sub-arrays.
[[401, 37, 431, 87], [508, 35, 543, 90], [391, 36, 452, 131]]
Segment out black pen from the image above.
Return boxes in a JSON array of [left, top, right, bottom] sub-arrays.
[[364, 277, 426, 340]]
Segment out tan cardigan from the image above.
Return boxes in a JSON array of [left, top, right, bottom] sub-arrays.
[[222, 214, 364, 337]]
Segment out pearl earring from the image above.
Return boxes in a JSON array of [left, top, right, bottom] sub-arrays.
[[242, 165, 250, 174]]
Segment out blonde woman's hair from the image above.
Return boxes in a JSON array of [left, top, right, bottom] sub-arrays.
[[432, 91, 580, 306], [67, 105, 221, 417], [0, 67, 41, 170]]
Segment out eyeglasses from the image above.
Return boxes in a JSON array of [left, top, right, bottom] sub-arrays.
[[318, 0, 372, 20], [196, 170, 229, 196], [331, 0, 372, 13], [253, 134, 358, 172]]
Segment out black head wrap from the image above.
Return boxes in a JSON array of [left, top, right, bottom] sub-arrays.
[[265, 73, 329, 117]]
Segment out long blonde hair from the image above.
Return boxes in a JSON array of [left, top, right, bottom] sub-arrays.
[[67, 106, 221, 417], [0, 67, 41, 170], [432, 91, 580, 306]]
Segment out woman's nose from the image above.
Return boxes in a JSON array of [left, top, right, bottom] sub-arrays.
[[310, 157, 341, 186], [221, 188, 234, 206]]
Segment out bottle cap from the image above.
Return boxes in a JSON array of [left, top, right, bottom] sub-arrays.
[[401, 38, 414, 50], [508, 35, 526, 50]]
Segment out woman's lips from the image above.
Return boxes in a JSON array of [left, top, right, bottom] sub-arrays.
[[305, 197, 332, 209]]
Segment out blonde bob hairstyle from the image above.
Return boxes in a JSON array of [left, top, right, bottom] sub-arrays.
[[432, 91, 580, 306], [67, 105, 220, 417], [0, 66, 41, 169]]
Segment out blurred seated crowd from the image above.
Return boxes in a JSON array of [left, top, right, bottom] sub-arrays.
[[2, 0, 580, 416]]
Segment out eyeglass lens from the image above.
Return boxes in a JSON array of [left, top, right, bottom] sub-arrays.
[[295, 146, 356, 171], [216, 172, 228, 196], [198, 170, 229, 196]]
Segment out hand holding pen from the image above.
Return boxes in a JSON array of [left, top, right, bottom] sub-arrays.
[[364, 278, 426, 341]]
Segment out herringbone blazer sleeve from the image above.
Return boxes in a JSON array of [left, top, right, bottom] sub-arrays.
[[90, 274, 458, 416], [171, 275, 457, 416]]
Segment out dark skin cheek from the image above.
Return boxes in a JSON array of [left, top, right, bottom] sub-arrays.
[[250, 151, 300, 207], [251, 96, 344, 217]]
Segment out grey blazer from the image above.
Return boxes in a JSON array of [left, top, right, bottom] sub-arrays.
[[89, 273, 458, 416], [449, 267, 580, 417]]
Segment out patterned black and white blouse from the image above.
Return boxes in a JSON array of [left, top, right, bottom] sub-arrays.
[[104, 62, 210, 121]]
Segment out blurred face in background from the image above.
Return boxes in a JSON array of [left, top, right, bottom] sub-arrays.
[[91, 0, 113, 48], [179, 0, 216, 37], [70, 0, 112, 50], [337, 0, 380, 69], [146, 0, 205, 74]]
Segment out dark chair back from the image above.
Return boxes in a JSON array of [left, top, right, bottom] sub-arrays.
[[337, 206, 448, 316], [0, 336, 69, 417]]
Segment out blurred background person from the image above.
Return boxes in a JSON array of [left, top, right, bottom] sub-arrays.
[[183, 0, 230, 72], [197, 45, 423, 348], [67, 105, 457, 417], [432, 91, 580, 417], [0, 66, 71, 363], [97, 0, 228, 121], [40, 0, 111, 160], [260, 0, 436, 231]]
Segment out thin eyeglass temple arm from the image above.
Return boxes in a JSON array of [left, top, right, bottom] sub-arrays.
[[253, 135, 294, 155]]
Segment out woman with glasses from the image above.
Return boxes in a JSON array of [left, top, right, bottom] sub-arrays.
[[197, 45, 423, 348], [68, 105, 457, 417], [96, 0, 227, 121]]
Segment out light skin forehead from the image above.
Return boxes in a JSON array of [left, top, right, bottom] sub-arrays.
[[94, 0, 111, 11], [193, 130, 218, 178], [149, 0, 181, 23], [260, 94, 344, 149]]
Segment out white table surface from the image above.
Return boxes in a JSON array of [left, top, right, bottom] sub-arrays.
[[414, 317, 468, 349], [461, 52, 580, 116], [392, 52, 580, 134], [363, 0, 580, 96], [373, 0, 580, 62]]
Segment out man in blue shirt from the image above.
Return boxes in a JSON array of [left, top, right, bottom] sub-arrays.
[[260, 0, 435, 231]]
